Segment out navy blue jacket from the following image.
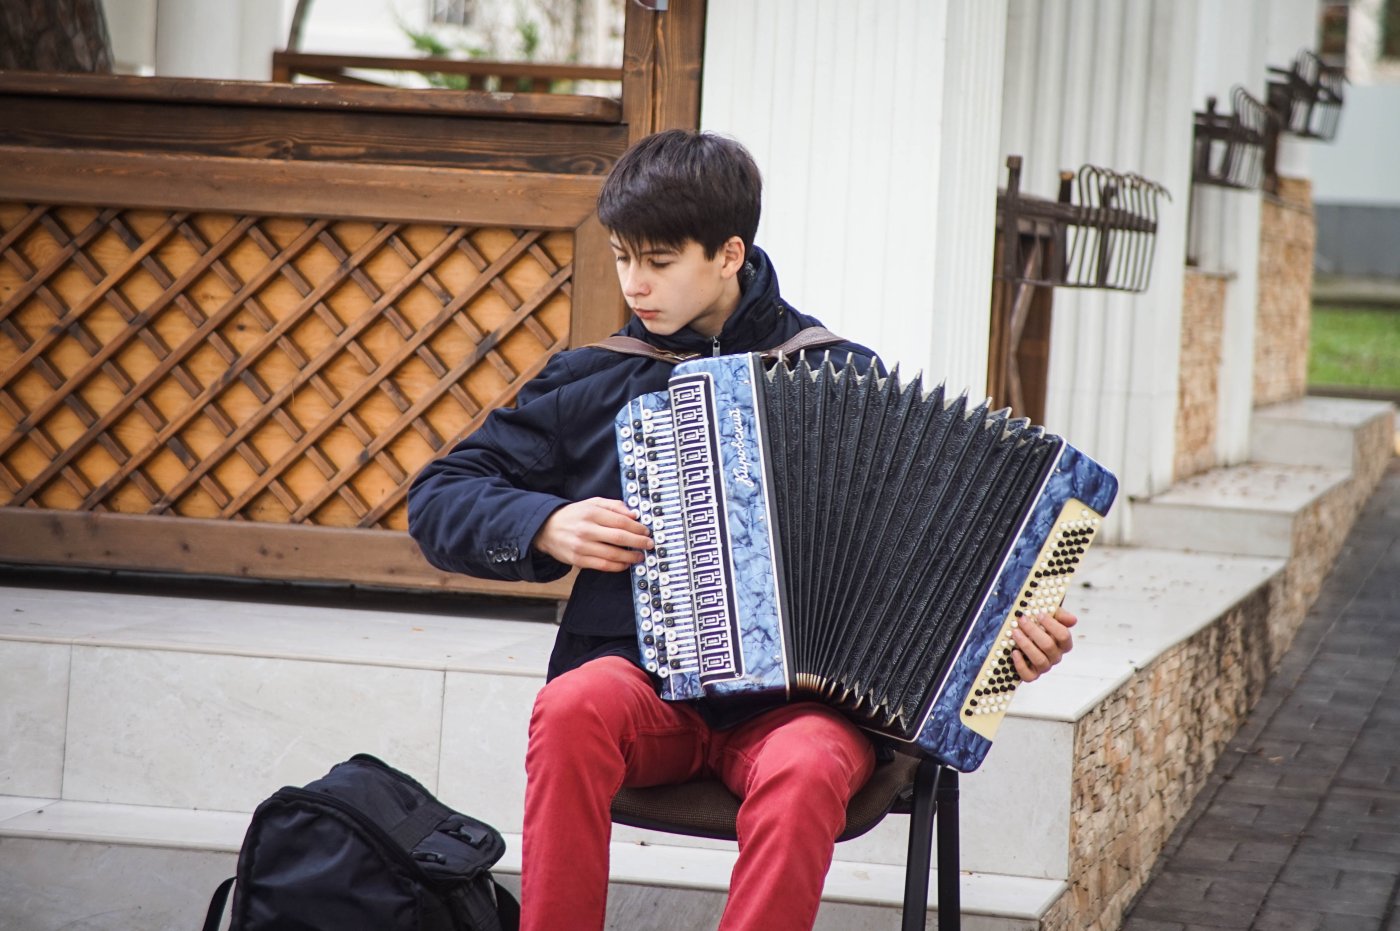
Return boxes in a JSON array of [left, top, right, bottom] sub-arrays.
[[407, 247, 880, 681]]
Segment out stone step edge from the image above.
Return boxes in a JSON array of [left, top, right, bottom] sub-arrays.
[[1249, 396, 1395, 470], [1128, 462, 1352, 559], [0, 796, 1065, 919]]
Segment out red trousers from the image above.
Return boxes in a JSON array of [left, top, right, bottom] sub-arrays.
[[520, 656, 875, 931]]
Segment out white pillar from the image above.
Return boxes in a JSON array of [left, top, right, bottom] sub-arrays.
[[1000, 0, 1199, 534], [102, 0, 158, 74], [701, 0, 1008, 389], [154, 0, 291, 81], [1192, 0, 1273, 466], [1266, 0, 1321, 181]]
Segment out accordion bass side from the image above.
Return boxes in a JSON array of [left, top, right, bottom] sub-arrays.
[[614, 353, 1118, 772]]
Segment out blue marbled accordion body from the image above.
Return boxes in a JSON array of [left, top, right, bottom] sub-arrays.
[[614, 353, 1118, 772]]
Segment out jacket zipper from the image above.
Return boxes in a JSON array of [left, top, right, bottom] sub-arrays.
[[712, 335, 721, 356]]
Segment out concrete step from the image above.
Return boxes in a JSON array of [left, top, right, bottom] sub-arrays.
[[0, 795, 1062, 931], [1250, 396, 1396, 472], [1130, 461, 1350, 557]]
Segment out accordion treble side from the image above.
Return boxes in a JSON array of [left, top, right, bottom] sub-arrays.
[[614, 353, 1118, 772]]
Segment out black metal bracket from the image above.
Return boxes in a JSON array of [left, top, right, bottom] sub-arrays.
[[1192, 86, 1274, 191], [1266, 48, 1345, 141], [996, 155, 1170, 294]]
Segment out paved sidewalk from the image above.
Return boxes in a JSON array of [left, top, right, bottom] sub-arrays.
[[1121, 459, 1400, 930]]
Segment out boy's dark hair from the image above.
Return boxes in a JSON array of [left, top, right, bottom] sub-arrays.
[[597, 129, 762, 259]]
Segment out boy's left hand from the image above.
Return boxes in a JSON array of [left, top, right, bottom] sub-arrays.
[[1010, 607, 1077, 683]]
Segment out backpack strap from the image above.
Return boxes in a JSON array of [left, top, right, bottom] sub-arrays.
[[589, 326, 846, 364], [202, 876, 235, 931]]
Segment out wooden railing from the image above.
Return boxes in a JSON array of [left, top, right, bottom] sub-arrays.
[[0, 71, 625, 597], [0, 0, 705, 596]]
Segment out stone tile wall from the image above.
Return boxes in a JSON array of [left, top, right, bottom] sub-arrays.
[[1272, 410, 1399, 659], [1041, 412, 1394, 931], [1041, 583, 1277, 931], [1254, 177, 1315, 407], [1175, 270, 1228, 480]]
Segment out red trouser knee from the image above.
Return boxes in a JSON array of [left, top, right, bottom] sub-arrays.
[[519, 656, 874, 931]]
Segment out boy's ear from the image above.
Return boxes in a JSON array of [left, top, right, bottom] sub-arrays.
[[719, 236, 746, 278]]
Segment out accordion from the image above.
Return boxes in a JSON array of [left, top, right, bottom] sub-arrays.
[[613, 353, 1118, 771]]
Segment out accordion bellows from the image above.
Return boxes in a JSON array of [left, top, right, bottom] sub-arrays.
[[614, 353, 1118, 771]]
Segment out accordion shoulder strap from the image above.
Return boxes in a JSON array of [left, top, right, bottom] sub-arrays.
[[588, 336, 699, 364], [757, 326, 846, 360], [589, 326, 846, 365]]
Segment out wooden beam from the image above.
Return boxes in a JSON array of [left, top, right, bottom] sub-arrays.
[[0, 95, 628, 174], [0, 508, 575, 599], [621, 0, 707, 141], [270, 52, 623, 84], [0, 70, 621, 122], [0, 146, 604, 228]]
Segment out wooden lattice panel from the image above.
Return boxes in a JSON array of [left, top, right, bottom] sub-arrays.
[[0, 203, 572, 531]]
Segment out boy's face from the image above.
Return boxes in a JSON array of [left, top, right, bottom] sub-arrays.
[[608, 236, 744, 339]]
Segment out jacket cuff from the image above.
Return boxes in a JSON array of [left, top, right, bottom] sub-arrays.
[[497, 496, 570, 583]]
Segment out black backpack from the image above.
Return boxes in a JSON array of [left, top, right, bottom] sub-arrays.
[[204, 753, 519, 931]]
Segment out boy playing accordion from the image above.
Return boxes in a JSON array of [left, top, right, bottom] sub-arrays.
[[409, 129, 1077, 931]]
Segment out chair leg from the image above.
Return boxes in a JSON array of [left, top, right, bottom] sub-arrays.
[[936, 768, 960, 931], [901, 759, 943, 931]]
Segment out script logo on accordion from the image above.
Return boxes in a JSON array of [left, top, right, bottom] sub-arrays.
[[727, 407, 757, 489]]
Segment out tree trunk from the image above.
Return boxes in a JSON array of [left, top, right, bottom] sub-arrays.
[[0, 0, 114, 72]]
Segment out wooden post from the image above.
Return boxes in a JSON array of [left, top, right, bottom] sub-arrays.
[[621, 0, 707, 142]]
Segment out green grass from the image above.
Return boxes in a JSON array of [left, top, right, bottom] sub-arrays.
[[1308, 305, 1400, 390]]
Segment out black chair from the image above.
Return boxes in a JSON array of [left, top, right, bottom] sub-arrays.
[[610, 752, 961, 930]]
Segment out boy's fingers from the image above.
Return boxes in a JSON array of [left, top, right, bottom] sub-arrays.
[[586, 499, 654, 543], [1011, 648, 1040, 682], [1010, 612, 1076, 680]]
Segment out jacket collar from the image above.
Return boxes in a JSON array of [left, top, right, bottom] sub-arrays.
[[620, 245, 789, 356]]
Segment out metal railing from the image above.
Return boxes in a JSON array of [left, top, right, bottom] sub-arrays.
[[1266, 48, 1345, 141], [1191, 86, 1274, 191], [997, 156, 1169, 294]]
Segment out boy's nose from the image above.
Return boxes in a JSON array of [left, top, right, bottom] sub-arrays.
[[622, 269, 649, 298]]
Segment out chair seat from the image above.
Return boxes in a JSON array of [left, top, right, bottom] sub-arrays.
[[609, 751, 922, 842]]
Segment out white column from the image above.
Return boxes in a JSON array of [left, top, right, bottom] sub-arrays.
[[154, 0, 289, 80], [1266, 0, 1322, 181], [701, 0, 1008, 390], [102, 0, 158, 74], [1000, 0, 1199, 531], [1193, 0, 1272, 466]]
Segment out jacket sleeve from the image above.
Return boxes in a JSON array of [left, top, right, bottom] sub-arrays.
[[406, 354, 578, 583]]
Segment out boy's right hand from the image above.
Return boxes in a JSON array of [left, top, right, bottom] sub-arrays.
[[533, 498, 654, 572]]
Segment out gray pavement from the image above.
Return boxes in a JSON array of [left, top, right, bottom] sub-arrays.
[[1121, 459, 1400, 930]]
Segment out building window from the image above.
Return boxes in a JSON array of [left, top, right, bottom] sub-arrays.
[[1384, 0, 1400, 59], [431, 0, 475, 28], [1319, 3, 1348, 64]]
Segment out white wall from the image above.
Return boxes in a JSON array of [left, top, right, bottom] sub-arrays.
[[1000, 0, 1199, 526], [700, 0, 1008, 392], [1310, 84, 1400, 206]]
